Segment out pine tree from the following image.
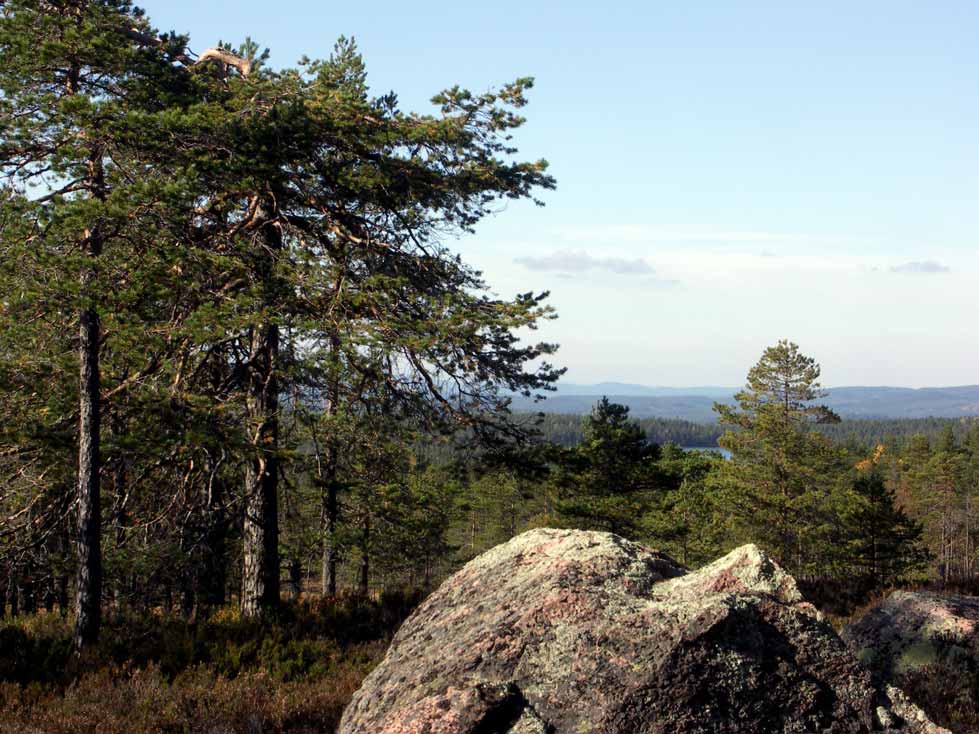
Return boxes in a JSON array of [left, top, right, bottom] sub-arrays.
[[555, 398, 661, 536], [713, 340, 844, 575], [0, 0, 219, 646], [901, 431, 971, 582], [185, 37, 561, 613], [1, 5, 560, 626], [644, 445, 726, 566], [843, 469, 927, 587]]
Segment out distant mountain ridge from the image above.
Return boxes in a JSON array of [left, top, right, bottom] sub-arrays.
[[555, 382, 734, 398], [515, 383, 979, 422]]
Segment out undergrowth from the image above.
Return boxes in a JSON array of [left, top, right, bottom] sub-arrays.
[[0, 591, 420, 734]]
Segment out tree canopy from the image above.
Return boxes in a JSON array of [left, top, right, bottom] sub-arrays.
[[0, 0, 560, 643]]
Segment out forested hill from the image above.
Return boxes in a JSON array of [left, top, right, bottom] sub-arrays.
[[535, 413, 722, 447], [531, 412, 979, 450], [513, 384, 979, 422]]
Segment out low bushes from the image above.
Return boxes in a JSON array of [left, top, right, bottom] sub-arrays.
[[0, 592, 419, 733]]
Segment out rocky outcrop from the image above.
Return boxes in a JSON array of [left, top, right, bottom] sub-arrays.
[[843, 590, 979, 677], [340, 529, 947, 734]]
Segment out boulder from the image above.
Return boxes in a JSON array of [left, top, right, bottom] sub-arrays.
[[842, 590, 979, 677], [340, 529, 946, 733]]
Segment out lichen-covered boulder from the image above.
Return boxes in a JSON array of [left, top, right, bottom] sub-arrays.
[[340, 529, 946, 734], [843, 590, 979, 677]]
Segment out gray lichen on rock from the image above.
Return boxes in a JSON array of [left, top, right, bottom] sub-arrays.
[[340, 528, 948, 734], [843, 589, 979, 699]]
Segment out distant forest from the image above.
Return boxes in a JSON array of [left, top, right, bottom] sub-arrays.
[[508, 385, 979, 423], [530, 412, 979, 450]]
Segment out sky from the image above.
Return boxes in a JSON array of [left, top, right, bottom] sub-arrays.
[[148, 1, 979, 387]]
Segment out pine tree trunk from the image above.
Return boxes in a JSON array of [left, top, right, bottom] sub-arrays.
[[242, 323, 280, 617], [74, 275, 102, 648], [358, 514, 370, 596], [320, 329, 341, 597], [70, 68, 105, 648], [201, 479, 229, 611], [288, 557, 302, 599], [322, 477, 339, 596], [9, 578, 19, 617], [241, 201, 282, 619]]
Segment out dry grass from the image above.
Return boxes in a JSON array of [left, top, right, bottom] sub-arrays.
[[0, 594, 414, 734], [898, 661, 979, 734], [0, 662, 376, 734], [3, 585, 975, 733]]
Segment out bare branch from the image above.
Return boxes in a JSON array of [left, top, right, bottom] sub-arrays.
[[197, 48, 253, 78]]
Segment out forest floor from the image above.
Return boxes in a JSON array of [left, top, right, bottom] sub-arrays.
[[0, 586, 975, 733], [0, 593, 417, 734]]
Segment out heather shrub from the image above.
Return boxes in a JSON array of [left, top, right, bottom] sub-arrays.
[[0, 593, 417, 733], [893, 636, 979, 733], [0, 662, 374, 733]]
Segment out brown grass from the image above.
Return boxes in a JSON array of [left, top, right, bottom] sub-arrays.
[[0, 594, 413, 734], [0, 661, 378, 733]]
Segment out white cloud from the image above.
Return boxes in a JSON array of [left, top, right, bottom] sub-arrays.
[[890, 260, 950, 274], [514, 249, 654, 276], [551, 225, 871, 248]]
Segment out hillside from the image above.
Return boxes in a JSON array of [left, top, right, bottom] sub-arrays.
[[514, 384, 979, 422]]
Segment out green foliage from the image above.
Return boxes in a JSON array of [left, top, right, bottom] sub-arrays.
[[0, 0, 561, 633], [452, 468, 548, 560], [643, 444, 728, 566], [2, 9, 979, 732], [712, 341, 848, 575], [554, 398, 663, 536], [532, 411, 723, 449], [814, 416, 979, 451], [841, 471, 928, 587], [891, 424, 979, 583]]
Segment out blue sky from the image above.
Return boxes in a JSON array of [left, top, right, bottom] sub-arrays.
[[150, 1, 979, 387]]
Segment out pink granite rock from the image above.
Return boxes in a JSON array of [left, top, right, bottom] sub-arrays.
[[843, 590, 979, 677], [340, 528, 946, 734]]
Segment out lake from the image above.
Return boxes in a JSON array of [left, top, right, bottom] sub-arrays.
[[681, 446, 732, 459]]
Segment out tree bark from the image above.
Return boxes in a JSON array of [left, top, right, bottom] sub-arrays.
[[358, 514, 370, 596], [22, 569, 36, 615], [322, 480, 339, 595], [9, 577, 19, 617], [201, 476, 229, 611], [287, 557, 302, 599], [241, 201, 282, 618], [241, 320, 280, 616], [74, 148, 105, 649], [319, 329, 341, 597]]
